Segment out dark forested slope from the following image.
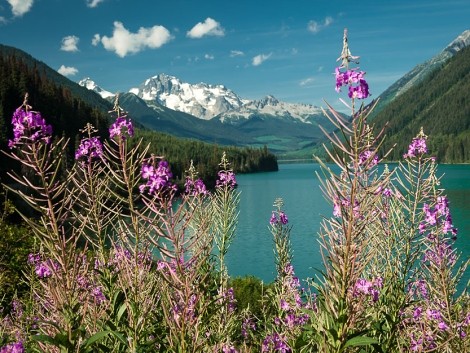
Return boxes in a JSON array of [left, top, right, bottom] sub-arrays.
[[372, 46, 470, 162]]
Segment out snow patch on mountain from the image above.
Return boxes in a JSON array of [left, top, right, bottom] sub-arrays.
[[78, 78, 115, 99], [218, 95, 323, 124], [130, 73, 245, 120]]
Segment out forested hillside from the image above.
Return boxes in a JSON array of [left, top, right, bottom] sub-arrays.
[[133, 130, 278, 188], [373, 46, 470, 162]]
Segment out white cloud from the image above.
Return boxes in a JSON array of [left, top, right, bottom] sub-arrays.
[[86, 0, 106, 8], [204, 54, 214, 60], [6, 0, 34, 17], [61, 35, 79, 52], [324, 16, 333, 26], [252, 53, 272, 66], [58, 65, 78, 77], [98, 21, 172, 57], [91, 34, 101, 46], [187, 17, 225, 38], [307, 16, 334, 34], [230, 50, 244, 57], [299, 77, 315, 86]]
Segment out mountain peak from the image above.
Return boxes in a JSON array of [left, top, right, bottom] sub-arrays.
[[132, 73, 245, 119], [78, 78, 115, 99], [443, 29, 470, 55]]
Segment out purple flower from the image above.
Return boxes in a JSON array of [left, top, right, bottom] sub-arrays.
[[333, 200, 341, 217], [279, 211, 288, 225], [92, 286, 106, 304], [335, 67, 371, 100], [408, 279, 428, 299], [359, 150, 378, 166], [109, 115, 134, 140], [353, 278, 381, 302], [241, 317, 256, 339], [8, 108, 52, 148], [280, 299, 290, 311], [438, 321, 449, 331], [413, 306, 423, 320], [426, 309, 441, 320], [0, 341, 25, 353], [222, 345, 238, 353], [139, 160, 175, 196], [404, 135, 427, 158], [262, 333, 291, 353], [216, 170, 237, 188], [270, 212, 278, 225], [185, 177, 209, 196], [75, 137, 103, 161]]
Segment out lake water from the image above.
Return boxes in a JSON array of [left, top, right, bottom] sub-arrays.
[[226, 163, 470, 289]]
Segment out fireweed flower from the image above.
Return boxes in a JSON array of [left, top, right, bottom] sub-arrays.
[[270, 211, 289, 225], [404, 128, 428, 158], [139, 160, 175, 195], [109, 115, 134, 140], [184, 177, 208, 196], [75, 136, 103, 161], [216, 170, 237, 188], [28, 253, 57, 279], [423, 241, 456, 267], [262, 333, 291, 353], [358, 150, 378, 166], [241, 317, 256, 339], [222, 345, 238, 353], [8, 107, 52, 148], [408, 279, 429, 300], [0, 341, 25, 353], [352, 277, 382, 302], [335, 68, 371, 100]]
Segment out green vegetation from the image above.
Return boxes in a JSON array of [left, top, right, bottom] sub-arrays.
[[132, 130, 277, 189], [0, 195, 35, 307], [372, 46, 470, 162]]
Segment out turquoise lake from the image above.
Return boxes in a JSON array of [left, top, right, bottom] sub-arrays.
[[226, 163, 470, 290]]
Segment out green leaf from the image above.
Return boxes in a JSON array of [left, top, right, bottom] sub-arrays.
[[343, 336, 379, 348], [83, 330, 111, 349], [31, 334, 59, 346], [116, 302, 127, 321]]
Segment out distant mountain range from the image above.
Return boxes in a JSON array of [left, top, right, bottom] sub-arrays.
[[79, 74, 336, 155]]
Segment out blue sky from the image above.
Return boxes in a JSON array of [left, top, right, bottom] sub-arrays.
[[1, 0, 469, 109]]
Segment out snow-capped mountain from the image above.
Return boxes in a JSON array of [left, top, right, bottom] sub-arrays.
[[78, 78, 115, 99], [129, 73, 245, 120], [219, 95, 323, 124], [127, 73, 324, 124]]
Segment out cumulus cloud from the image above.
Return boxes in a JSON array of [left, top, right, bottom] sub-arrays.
[[187, 17, 225, 38], [307, 16, 333, 33], [97, 21, 172, 57], [91, 34, 101, 46], [252, 53, 272, 66], [230, 50, 244, 57], [86, 0, 106, 7], [6, 0, 34, 17], [58, 65, 78, 77], [204, 54, 214, 60], [61, 35, 79, 52]]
